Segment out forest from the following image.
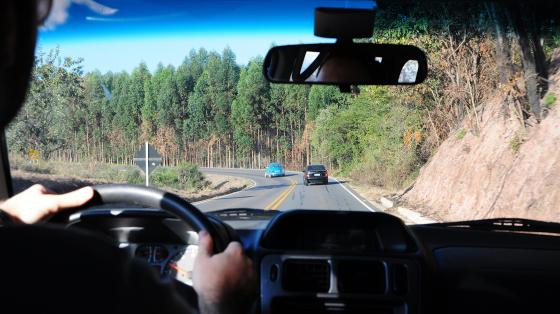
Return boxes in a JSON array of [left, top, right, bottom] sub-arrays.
[[7, 1, 559, 189]]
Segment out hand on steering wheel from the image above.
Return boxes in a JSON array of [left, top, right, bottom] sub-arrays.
[[0, 184, 94, 224], [195, 230, 257, 314], [2, 184, 257, 313]]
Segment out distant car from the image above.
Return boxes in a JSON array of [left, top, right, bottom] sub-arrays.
[[265, 162, 285, 178], [303, 164, 328, 186]]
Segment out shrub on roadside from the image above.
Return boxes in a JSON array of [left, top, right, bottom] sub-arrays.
[[176, 163, 207, 189], [312, 87, 424, 190], [456, 128, 466, 140], [9, 154, 207, 191], [126, 169, 144, 185], [544, 92, 557, 108], [509, 131, 525, 154], [9, 154, 53, 174], [352, 147, 421, 189], [151, 163, 208, 190]]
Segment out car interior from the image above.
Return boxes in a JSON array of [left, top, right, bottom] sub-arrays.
[[1, 1, 560, 314]]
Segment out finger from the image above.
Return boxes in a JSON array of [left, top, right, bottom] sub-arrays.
[[29, 184, 49, 194], [196, 230, 213, 259], [51, 186, 95, 210], [224, 241, 244, 256]]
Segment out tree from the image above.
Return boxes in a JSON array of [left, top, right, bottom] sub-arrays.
[[129, 62, 151, 126], [8, 49, 86, 160], [111, 71, 133, 137], [83, 70, 111, 160], [175, 48, 209, 135], [231, 58, 270, 165], [308, 85, 347, 120]]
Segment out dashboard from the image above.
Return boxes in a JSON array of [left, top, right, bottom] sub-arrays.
[[257, 210, 421, 314], [68, 208, 200, 286], [128, 243, 198, 285], [67, 207, 560, 314]]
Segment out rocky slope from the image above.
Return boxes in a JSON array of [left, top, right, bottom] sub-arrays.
[[403, 56, 560, 222]]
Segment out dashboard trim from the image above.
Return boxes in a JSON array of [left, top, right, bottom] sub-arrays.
[[260, 254, 420, 314]]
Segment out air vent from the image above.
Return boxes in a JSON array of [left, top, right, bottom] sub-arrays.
[[283, 259, 331, 292]]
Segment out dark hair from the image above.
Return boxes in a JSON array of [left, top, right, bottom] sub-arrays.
[[0, 0, 38, 130]]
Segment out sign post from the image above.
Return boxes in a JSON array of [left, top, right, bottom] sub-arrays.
[[145, 142, 149, 186], [133, 142, 162, 187]]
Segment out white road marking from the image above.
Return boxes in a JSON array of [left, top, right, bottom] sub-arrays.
[[331, 177, 377, 212]]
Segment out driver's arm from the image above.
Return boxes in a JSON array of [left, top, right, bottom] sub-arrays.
[[0, 184, 94, 224], [0, 184, 258, 314]]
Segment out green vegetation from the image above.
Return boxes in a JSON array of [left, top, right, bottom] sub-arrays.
[[456, 129, 466, 140], [151, 163, 208, 190], [311, 87, 423, 188], [6, 1, 557, 190], [9, 155, 207, 191], [509, 132, 525, 154], [544, 92, 557, 108]]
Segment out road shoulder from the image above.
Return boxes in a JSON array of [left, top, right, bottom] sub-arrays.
[[331, 177, 380, 212], [11, 170, 252, 203], [343, 178, 437, 224]]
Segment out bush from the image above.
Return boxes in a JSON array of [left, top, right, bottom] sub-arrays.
[[8, 154, 206, 190], [353, 147, 421, 189], [126, 169, 144, 185], [456, 128, 466, 140], [509, 132, 525, 154], [151, 163, 207, 190], [544, 92, 557, 108], [312, 87, 424, 189], [176, 163, 207, 189], [19, 163, 52, 174], [9, 154, 53, 174]]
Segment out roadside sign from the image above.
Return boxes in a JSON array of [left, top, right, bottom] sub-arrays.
[[28, 148, 40, 163], [133, 142, 162, 186]]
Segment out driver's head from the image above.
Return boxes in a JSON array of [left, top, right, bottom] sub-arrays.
[[0, 0, 43, 130], [310, 55, 372, 84]]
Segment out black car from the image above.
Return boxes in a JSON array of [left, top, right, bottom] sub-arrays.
[[303, 164, 328, 186]]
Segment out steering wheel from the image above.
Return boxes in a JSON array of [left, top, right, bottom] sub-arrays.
[[53, 184, 229, 252]]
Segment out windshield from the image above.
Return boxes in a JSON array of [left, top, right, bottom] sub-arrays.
[[7, 0, 560, 224]]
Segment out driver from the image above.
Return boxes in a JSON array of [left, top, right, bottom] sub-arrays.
[[0, 1, 256, 314]]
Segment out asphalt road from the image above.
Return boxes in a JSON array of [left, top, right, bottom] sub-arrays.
[[195, 168, 379, 213]]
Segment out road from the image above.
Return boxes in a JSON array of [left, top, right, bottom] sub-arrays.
[[195, 168, 379, 212]]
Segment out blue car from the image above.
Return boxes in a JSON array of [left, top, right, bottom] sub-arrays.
[[265, 162, 285, 178]]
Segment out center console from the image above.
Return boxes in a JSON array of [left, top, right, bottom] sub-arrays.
[[257, 211, 423, 314]]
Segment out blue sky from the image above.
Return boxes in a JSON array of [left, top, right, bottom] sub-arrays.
[[38, 0, 373, 73]]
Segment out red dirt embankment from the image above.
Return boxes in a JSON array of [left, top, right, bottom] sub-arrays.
[[403, 56, 560, 222]]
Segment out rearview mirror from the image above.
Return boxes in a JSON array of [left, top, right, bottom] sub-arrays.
[[263, 43, 427, 87]]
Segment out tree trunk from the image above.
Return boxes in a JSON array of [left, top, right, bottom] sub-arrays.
[[487, 1, 513, 84], [276, 127, 279, 162], [257, 128, 262, 168], [508, 1, 544, 121]]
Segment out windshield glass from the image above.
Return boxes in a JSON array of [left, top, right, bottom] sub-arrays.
[[7, 0, 560, 224]]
